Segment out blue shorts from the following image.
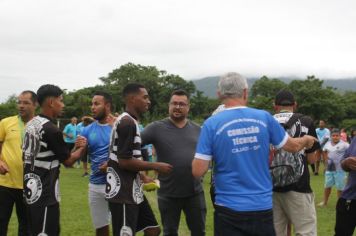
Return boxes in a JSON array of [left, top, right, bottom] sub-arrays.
[[325, 171, 346, 190]]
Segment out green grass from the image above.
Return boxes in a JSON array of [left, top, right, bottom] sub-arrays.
[[7, 167, 354, 235]]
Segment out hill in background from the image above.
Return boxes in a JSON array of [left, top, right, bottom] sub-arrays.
[[192, 76, 356, 98]]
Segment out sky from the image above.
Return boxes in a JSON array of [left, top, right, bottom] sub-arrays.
[[1, 0, 356, 102]]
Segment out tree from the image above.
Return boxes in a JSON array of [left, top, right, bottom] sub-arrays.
[[0, 95, 17, 120], [249, 76, 287, 112]]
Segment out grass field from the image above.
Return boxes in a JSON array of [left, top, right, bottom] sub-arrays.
[[7, 167, 354, 236]]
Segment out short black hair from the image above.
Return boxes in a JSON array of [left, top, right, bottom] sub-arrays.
[[122, 83, 145, 98], [37, 84, 63, 106], [94, 91, 113, 110], [21, 90, 38, 104], [171, 89, 190, 100]]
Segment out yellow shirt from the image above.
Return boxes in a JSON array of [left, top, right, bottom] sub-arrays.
[[0, 115, 25, 189]]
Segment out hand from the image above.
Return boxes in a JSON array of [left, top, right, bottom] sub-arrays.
[[140, 174, 154, 184], [75, 136, 87, 148], [343, 157, 356, 171], [0, 160, 9, 175], [154, 162, 173, 175], [99, 161, 108, 173], [303, 135, 317, 149]]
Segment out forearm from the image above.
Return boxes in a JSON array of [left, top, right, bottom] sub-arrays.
[[63, 148, 85, 167], [192, 158, 210, 178], [283, 136, 308, 153], [118, 158, 158, 172]]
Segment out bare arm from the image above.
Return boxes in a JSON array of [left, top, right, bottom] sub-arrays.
[[118, 158, 172, 175], [192, 158, 210, 178], [282, 135, 316, 153], [62, 147, 86, 167], [341, 157, 356, 172]]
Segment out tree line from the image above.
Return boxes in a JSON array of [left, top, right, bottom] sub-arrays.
[[1, 63, 356, 129]]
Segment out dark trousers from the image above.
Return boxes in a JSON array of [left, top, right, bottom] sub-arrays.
[[158, 192, 206, 236], [0, 186, 29, 236], [335, 198, 356, 236], [214, 205, 275, 236], [27, 203, 60, 236]]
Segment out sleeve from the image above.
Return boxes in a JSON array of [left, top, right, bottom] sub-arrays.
[[0, 120, 5, 142], [140, 122, 155, 146], [81, 126, 89, 139], [45, 125, 70, 162], [195, 120, 213, 161], [268, 113, 288, 149], [305, 118, 321, 153], [116, 118, 137, 159], [343, 140, 354, 160]]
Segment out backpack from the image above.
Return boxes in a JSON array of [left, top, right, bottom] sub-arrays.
[[270, 113, 305, 188]]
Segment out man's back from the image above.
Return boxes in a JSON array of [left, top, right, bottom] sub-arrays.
[[196, 106, 287, 211], [273, 112, 319, 193]]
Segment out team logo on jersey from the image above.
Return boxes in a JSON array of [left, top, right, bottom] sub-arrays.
[[132, 175, 144, 204], [105, 167, 121, 199], [24, 173, 42, 204]]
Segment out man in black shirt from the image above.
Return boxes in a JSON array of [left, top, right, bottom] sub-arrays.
[[22, 84, 86, 236], [106, 83, 172, 236], [272, 90, 320, 236]]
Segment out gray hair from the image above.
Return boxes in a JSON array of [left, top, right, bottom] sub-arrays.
[[218, 72, 248, 98]]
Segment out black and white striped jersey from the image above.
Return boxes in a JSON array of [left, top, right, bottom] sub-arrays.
[[23, 114, 70, 206], [105, 112, 144, 204]]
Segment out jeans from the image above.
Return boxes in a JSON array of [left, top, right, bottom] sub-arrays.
[[0, 186, 29, 236], [214, 205, 275, 236]]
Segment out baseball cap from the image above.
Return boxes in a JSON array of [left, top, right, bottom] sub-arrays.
[[275, 90, 295, 106]]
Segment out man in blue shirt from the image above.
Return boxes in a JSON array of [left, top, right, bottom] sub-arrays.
[[77, 91, 116, 236], [192, 72, 316, 236], [63, 116, 77, 151]]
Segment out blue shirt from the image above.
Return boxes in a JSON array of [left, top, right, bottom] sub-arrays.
[[63, 123, 77, 143], [341, 138, 356, 200], [81, 122, 112, 184], [316, 128, 330, 146], [195, 107, 288, 212], [76, 122, 84, 136]]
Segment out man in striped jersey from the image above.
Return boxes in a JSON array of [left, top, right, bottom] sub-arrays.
[[22, 84, 86, 236], [106, 83, 173, 236]]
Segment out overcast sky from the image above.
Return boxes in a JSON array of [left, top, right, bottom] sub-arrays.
[[1, 0, 355, 102]]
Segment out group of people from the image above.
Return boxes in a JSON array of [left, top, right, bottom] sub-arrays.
[[0, 72, 356, 236]]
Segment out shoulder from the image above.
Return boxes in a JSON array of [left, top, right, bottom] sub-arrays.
[[116, 115, 136, 130], [188, 120, 201, 129], [0, 115, 18, 124]]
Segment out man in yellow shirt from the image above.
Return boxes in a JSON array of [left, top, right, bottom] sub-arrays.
[[0, 90, 37, 236]]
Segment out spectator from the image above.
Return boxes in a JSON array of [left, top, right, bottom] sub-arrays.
[[0, 90, 37, 236], [318, 129, 349, 207]]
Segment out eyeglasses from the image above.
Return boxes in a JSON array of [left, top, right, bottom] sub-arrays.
[[169, 102, 189, 108]]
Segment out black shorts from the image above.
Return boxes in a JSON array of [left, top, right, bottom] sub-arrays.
[[27, 203, 60, 236], [109, 196, 159, 236]]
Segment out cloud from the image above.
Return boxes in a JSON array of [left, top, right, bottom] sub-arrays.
[[1, 0, 356, 102]]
